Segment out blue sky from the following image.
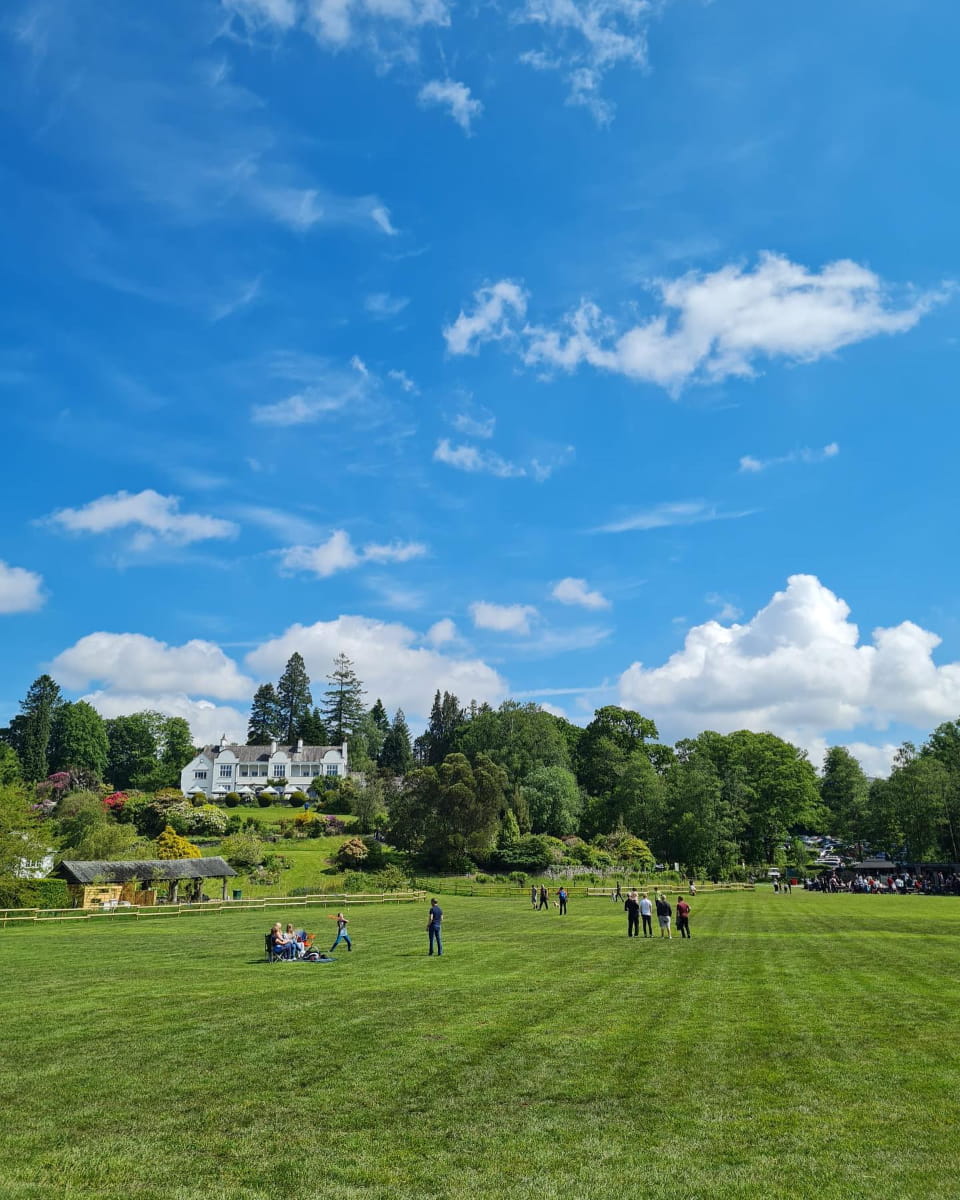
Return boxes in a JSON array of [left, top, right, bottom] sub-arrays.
[[2, 0, 959, 772]]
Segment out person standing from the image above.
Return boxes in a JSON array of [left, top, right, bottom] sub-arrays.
[[625, 889, 640, 937], [655, 893, 672, 939], [676, 896, 691, 938], [538, 885, 549, 911], [531, 883, 538, 909], [557, 886, 568, 915], [427, 897, 443, 956], [639, 893, 654, 938], [330, 912, 352, 953]]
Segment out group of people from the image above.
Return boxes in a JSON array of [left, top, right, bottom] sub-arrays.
[[623, 891, 692, 939], [531, 884, 569, 914], [810, 871, 960, 894], [267, 899, 445, 961]]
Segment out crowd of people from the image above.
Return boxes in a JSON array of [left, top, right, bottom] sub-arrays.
[[531, 883, 693, 939], [808, 871, 960, 894], [266, 899, 445, 961]]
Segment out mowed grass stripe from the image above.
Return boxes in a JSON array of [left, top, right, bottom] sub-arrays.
[[1, 893, 960, 1200]]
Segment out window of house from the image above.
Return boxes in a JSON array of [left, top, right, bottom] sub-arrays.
[[194, 770, 208, 780], [272, 762, 287, 778], [238, 764, 249, 777], [256, 763, 268, 777], [325, 764, 339, 777], [219, 765, 232, 778]]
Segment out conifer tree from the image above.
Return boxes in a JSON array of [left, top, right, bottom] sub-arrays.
[[248, 683, 282, 745], [17, 674, 62, 782], [276, 654, 313, 743], [380, 708, 414, 775], [297, 707, 329, 745], [322, 653, 366, 743]]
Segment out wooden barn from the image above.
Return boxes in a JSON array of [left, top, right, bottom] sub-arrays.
[[56, 858, 238, 908]]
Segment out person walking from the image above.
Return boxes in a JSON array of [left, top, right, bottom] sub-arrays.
[[427, 897, 443, 956], [531, 883, 538, 909], [676, 896, 691, 938], [330, 912, 352, 953], [538, 885, 549, 911], [613, 882, 623, 903], [625, 889, 640, 937], [557, 886, 568, 916], [655, 893, 672, 939], [639, 892, 654, 938]]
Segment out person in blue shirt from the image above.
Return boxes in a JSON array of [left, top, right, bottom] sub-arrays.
[[330, 912, 352, 952], [557, 886, 568, 915], [427, 898, 443, 956]]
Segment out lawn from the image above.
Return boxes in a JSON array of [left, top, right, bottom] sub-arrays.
[[2, 892, 959, 1200]]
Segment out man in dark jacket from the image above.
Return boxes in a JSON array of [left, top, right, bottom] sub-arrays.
[[427, 898, 443, 956], [624, 889, 640, 937], [655, 893, 672, 940]]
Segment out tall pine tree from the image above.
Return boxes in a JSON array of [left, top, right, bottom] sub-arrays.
[[18, 674, 62, 782], [297, 707, 329, 745], [322, 653, 365, 743], [248, 683, 282, 744], [380, 708, 414, 775], [276, 654, 313, 743]]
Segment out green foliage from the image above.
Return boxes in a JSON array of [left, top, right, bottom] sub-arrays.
[[191, 805, 228, 836], [336, 837, 369, 869], [48, 701, 109, 783], [0, 744, 20, 786], [224, 792, 242, 808], [389, 753, 501, 871], [220, 831, 266, 870], [287, 790, 310, 807], [297, 707, 329, 745], [576, 705, 660, 798], [276, 653, 314, 743], [489, 834, 557, 871], [521, 766, 581, 837], [453, 700, 571, 784], [105, 713, 158, 790], [379, 708, 414, 775], [0, 783, 46, 873], [350, 779, 386, 834], [821, 746, 870, 844], [248, 683, 282, 745], [17, 674, 62, 782], [322, 652, 365, 743], [0, 877, 69, 909]]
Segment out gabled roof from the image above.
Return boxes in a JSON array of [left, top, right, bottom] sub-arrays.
[[56, 858, 237, 884]]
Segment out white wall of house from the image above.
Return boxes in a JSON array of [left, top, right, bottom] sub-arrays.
[[180, 741, 349, 798]]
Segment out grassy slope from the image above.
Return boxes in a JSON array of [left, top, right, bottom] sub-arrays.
[[2, 892, 959, 1200]]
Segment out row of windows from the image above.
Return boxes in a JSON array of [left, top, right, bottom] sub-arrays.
[[196, 765, 340, 782]]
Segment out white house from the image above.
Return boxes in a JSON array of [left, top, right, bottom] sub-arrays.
[[180, 737, 349, 800]]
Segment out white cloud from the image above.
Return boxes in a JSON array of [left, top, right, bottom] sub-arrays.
[[740, 442, 840, 473], [0, 562, 45, 614], [47, 490, 238, 549], [618, 574, 960, 760], [597, 500, 755, 534], [365, 292, 410, 317], [456, 256, 946, 391], [451, 409, 496, 439], [222, 0, 300, 33], [444, 280, 528, 355], [418, 79, 483, 133], [246, 614, 505, 721], [705, 592, 742, 622], [551, 577, 610, 610], [425, 618, 458, 647], [251, 358, 372, 425], [517, 0, 657, 123], [51, 633, 255, 700], [470, 601, 539, 635], [84, 690, 249, 746], [305, 0, 450, 49], [433, 439, 526, 479], [279, 530, 427, 578], [387, 368, 418, 393]]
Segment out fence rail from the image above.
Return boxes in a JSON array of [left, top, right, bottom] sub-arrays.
[[0, 890, 426, 927], [414, 882, 756, 898]]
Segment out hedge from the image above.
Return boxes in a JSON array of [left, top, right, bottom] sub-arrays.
[[0, 878, 71, 910]]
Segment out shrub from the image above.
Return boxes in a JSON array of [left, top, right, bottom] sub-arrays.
[[336, 838, 369, 869], [475, 873, 491, 884], [220, 831, 266, 871], [490, 835, 555, 872], [154, 825, 201, 860], [508, 871, 528, 886], [191, 805, 228, 837], [0, 878, 70, 909], [224, 792, 242, 808], [102, 791, 128, 813], [288, 790, 310, 808], [257, 794, 272, 808], [359, 837, 387, 870]]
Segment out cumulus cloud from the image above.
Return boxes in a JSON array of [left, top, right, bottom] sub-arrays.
[[740, 442, 840, 473], [0, 562, 45, 614], [246, 614, 505, 720], [50, 633, 255, 700], [444, 280, 528, 355], [453, 256, 946, 392], [425, 618, 458, 647], [418, 79, 483, 133], [84, 691, 249, 746], [46, 490, 238, 549], [551, 577, 610, 610], [597, 500, 755, 534], [279, 530, 427, 578], [470, 601, 539, 635], [618, 574, 960, 761], [222, 0, 299, 33], [451, 408, 495, 439]]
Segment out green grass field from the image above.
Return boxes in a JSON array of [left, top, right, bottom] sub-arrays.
[[2, 891, 959, 1200]]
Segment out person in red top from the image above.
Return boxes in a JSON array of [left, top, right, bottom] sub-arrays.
[[676, 896, 692, 939]]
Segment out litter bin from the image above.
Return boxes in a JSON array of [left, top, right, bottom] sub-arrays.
[[232, 890, 242, 900]]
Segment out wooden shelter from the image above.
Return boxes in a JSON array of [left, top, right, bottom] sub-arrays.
[[56, 858, 238, 908]]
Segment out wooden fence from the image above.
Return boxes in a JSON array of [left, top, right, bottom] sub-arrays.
[[413, 881, 756, 899], [0, 890, 425, 928]]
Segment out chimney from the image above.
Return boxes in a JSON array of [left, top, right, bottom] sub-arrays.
[[297, 738, 304, 752], [270, 739, 277, 754]]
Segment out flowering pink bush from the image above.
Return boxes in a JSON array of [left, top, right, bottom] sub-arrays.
[[102, 791, 128, 812]]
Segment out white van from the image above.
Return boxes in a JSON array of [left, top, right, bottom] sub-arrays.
[[767, 869, 781, 879]]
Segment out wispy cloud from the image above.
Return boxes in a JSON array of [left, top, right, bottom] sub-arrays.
[[279, 530, 427, 578], [434, 438, 573, 482], [551, 577, 610, 610], [251, 356, 373, 426], [451, 408, 496, 439], [739, 442, 840, 473], [470, 601, 539, 635], [211, 277, 262, 322], [596, 501, 756, 534], [418, 78, 483, 133], [443, 281, 528, 355], [365, 292, 410, 318]]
